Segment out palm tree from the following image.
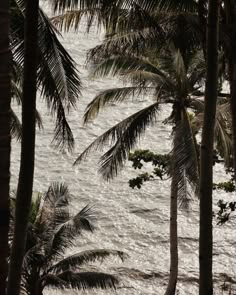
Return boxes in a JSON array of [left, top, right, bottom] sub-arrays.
[[199, 0, 219, 294], [7, 0, 40, 293], [75, 48, 203, 293], [0, 1, 11, 293], [51, 0, 201, 60], [10, 183, 125, 295], [10, 0, 81, 151], [7, 2, 84, 292]]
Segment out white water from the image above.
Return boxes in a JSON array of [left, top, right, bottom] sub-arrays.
[[11, 3, 236, 294]]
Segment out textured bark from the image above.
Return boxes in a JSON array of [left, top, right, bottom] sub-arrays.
[[164, 156, 178, 295], [199, 1, 219, 294], [7, 0, 39, 294], [0, 3, 11, 294]]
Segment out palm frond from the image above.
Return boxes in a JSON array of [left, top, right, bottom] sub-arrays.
[[76, 103, 159, 179], [49, 249, 127, 274], [11, 80, 22, 105], [134, 0, 198, 12], [37, 183, 71, 231], [84, 86, 154, 122], [56, 271, 119, 290], [51, 9, 103, 32], [187, 50, 206, 88], [41, 274, 67, 289], [44, 205, 95, 261], [12, 1, 81, 152], [10, 109, 22, 140], [87, 25, 164, 62], [99, 103, 160, 179], [192, 101, 233, 168], [163, 12, 202, 59], [75, 102, 159, 177], [172, 109, 199, 208], [44, 182, 70, 207], [50, 0, 120, 14], [92, 55, 168, 80], [214, 102, 233, 168], [172, 49, 189, 97]]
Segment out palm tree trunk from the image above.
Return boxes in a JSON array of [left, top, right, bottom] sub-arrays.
[[230, 61, 236, 183], [224, 0, 236, 183], [7, 0, 39, 294], [0, 2, 11, 294], [164, 165, 178, 295], [199, 1, 219, 294]]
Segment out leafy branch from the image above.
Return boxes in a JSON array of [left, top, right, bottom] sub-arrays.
[[128, 149, 170, 189]]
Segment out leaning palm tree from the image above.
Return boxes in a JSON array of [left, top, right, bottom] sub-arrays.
[[0, 1, 11, 293], [75, 48, 203, 294], [10, 183, 125, 295]]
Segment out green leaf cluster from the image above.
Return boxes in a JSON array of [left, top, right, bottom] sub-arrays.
[[128, 150, 170, 189]]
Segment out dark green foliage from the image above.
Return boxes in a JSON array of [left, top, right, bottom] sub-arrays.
[[216, 200, 236, 225], [128, 149, 170, 189], [9, 183, 126, 295], [10, 0, 81, 151], [213, 179, 236, 193], [129, 149, 170, 171]]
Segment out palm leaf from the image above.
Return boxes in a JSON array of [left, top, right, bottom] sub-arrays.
[[193, 101, 233, 168], [41, 274, 67, 289], [10, 109, 22, 140], [44, 182, 70, 207], [134, 0, 198, 12], [84, 86, 154, 122], [49, 249, 127, 273], [214, 102, 232, 168], [51, 9, 102, 32], [88, 25, 164, 61], [92, 55, 169, 80], [44, 205, 95, 261], [172, 109, 199, 208], [52, 2, 164, 37], [172, 49, 189, 97], [75, 102, 159, 179], [187, 50, 206, 89], [12, 0, 81, 152], [56, 271, 119, 290]]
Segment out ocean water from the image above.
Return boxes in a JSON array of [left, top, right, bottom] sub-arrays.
[[11, 3, 236, 294]]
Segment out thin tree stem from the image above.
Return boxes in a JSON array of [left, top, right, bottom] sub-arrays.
[[0, 1, 11, 294]]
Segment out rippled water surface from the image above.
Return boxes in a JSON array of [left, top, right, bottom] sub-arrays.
[[11, 2, 236, 294]]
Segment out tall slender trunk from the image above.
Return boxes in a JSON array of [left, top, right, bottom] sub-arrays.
[[7, 0, 39, 294], [230, 60, 236, 183], [0, 2, 11, 294], [164, 161, 178, 295], [224, 0, 236, 182], [199, 1, 219, 294]]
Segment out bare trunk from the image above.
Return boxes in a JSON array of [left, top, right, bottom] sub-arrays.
[[223, 0, 236, 181], [164, 169, 178, 295], [199, 1, 219, 294], [7, 0, 39, 294], [0, 3, 11, 294], [230, 62, 236, 183]]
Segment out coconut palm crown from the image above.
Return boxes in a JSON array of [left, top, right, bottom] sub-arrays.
[[76, 48, 203, 186], [10, 0, 81, 152], [10, 183, 126, 295]]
